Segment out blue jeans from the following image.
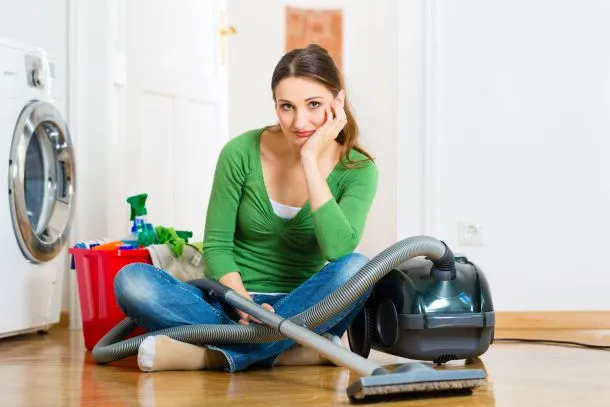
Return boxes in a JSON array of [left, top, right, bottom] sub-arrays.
[[114, 253, 371, 372]]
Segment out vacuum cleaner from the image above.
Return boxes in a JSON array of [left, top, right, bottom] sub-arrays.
[[347, 253, 495, 365], [91, 235, 493, 403]]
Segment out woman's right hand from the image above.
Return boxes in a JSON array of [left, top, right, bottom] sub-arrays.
[[219, 272, 275, 325]]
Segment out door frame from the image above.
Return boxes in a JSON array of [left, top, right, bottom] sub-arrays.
[[66, 0, 115, 328], [396, 0, 439, 239]]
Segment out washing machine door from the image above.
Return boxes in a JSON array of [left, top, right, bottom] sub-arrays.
[[9, 100, 76, 263]]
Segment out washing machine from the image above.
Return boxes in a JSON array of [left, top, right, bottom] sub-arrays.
[[0, 39, 76, 338]]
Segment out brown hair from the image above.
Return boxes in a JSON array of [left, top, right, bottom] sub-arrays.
[[267, 44, 374, 168]]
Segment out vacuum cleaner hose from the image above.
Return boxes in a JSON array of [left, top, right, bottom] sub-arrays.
[[92, 235, 453, 364]]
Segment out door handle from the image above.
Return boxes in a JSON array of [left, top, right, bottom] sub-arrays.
[[219, 11, 236, 65]]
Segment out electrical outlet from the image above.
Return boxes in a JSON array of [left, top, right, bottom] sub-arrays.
[[458, 222, 483, 245]]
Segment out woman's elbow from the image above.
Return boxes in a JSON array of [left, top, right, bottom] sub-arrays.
[[322, 238, 360, 262]]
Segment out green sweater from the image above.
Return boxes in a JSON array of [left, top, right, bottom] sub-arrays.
[[203, 128, 378, 293]]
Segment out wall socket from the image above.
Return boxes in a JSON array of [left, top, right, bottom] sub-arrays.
[[458, 222, 484, 245]]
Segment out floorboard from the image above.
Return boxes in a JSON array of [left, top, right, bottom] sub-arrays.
[[0, 327, 609, 406]]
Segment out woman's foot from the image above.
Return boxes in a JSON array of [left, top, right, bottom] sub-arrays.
[[138, 335, 228, 372]]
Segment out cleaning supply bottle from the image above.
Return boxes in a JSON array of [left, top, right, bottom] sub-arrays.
[[122, 193, 158, 247], [92, 241, 135, 251], [176, 230, 193, 243]]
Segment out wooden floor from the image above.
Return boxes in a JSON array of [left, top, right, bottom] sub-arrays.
[[0, 327, 609, 406]]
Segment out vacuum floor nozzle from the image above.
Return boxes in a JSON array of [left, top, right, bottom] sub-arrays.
[[346, 362, 486, 401]]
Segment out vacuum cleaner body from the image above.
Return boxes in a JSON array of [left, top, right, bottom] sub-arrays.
[[348, 254, 495, 364]]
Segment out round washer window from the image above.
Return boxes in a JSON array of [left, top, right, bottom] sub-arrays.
[[25, 125, 45, 232], [9, 101, 76, 263]]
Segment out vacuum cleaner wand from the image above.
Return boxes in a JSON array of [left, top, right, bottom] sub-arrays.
[[191, 278, 487, 403]]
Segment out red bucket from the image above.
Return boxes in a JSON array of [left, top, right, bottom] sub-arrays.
[[69, 247, 151, 351]]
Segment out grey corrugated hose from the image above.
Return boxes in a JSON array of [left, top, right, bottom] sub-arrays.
[[92, 235, 449, 364]]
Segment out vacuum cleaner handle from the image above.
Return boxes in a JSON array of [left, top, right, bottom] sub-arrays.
[[189, 278, 232, 300], [189, 278, 284, 329], [188, 278, 389, 377]]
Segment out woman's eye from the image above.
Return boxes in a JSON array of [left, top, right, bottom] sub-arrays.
[[281, 104, 293, 111], [309, 101, 321, 109]]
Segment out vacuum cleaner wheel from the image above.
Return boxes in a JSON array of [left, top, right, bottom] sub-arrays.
[[347, 304, 375, 358], [376, 297, 399, 347]]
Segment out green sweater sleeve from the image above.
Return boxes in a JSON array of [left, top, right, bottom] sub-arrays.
[[203, 140, 247, 281], [311, 160, 378, 261]]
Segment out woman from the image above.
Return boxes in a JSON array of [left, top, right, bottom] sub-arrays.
[[114, 44, 379, 373]]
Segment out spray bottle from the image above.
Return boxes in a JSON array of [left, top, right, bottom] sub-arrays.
[[122, 193, 158, 247]]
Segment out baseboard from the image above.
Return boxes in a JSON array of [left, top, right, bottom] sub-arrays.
[[55, 310, 609, 330], [58, 311, 70, 327], [496, 311, 610, 330]]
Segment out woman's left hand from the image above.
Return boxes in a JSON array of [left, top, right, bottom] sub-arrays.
[[300, 99, 347, 161], [237, 302, 274, 325]]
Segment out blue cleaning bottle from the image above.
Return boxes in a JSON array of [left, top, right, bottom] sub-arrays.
[[122, 193, 157, 247]]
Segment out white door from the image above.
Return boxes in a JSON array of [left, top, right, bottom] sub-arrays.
[[107, 0, 231, 242]]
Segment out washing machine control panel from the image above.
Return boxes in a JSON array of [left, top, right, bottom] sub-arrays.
[[24, 55, 46, 89]]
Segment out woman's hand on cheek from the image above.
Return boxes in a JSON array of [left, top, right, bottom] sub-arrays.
[[300, 100, 347, 161]]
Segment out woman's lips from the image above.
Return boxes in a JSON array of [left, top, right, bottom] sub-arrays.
[[294, 130, 315, 138]]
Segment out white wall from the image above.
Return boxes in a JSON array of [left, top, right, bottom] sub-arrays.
[[10, 0, 606, 314], [0, 1, 67, 115], [228, 0, 399, 258], [398, 0, 610, 310], [67, 0, 113, 246]]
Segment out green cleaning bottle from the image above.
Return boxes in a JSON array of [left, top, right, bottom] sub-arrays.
[[122, 193, 158, 247], [176, 230, 193, 243]]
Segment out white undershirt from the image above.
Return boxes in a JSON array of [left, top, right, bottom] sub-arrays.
[[249, 199, 303, 297], [269, 198, 302, 220]]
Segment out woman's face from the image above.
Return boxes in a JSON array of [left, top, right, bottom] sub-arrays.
[[273, 76, 344, 146]]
